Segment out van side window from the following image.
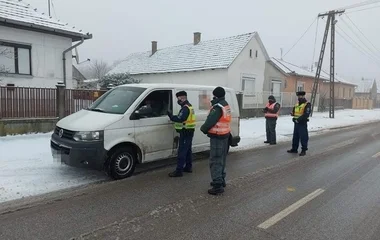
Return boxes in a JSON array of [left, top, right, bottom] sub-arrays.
[[135, 90, 172, 118]]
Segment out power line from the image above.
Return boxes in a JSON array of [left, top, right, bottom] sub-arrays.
[[335, 26, 380, 67], [344, 13, 380, 53], [283, 17, 317, 58], [346, 4, 380, 13], [338, 17, 380, 61], [51, 0, 58, 19], [340, 0, 380, 10]]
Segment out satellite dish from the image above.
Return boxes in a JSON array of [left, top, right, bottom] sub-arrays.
[[74, 47, 80, 64]]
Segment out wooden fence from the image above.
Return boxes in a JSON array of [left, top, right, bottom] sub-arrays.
[[0, 86, 106, 119]]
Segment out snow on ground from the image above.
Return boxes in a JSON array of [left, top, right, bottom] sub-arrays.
[[233, 109, 380, 151], [0, 109, 379, 204], [0, 133, 106, 203]]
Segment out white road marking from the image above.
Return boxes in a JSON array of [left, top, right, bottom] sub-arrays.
[[257, 188, 325, 230], [372, 152, 380, 158]]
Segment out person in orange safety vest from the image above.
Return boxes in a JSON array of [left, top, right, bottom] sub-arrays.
[[200, 87, 231, 195], [263, 95, 281, 145]]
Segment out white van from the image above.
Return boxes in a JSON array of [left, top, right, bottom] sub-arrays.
[[51, 84, 241, 179]]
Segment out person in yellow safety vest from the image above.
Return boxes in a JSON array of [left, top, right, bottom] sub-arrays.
[[287, 91, 311, 156], [167, 91, 196, 177], [200, 87, 231, 195], [263, 95, 281, 145]]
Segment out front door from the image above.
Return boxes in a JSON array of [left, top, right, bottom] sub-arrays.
[[133, 89, 175, 162]]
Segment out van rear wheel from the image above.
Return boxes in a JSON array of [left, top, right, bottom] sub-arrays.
[[108, 147, 137, 180]]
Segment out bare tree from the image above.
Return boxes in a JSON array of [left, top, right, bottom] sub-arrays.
[[89, 60, 112, 80]]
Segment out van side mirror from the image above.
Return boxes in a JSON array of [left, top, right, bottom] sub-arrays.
[[130, 106, 153, 120]]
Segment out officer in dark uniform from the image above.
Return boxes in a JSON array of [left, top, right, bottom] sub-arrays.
[[287, 91, 311, 156], [167, 91, 196, 177]]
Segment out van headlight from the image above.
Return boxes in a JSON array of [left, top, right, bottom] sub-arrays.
[[73, 131, 103, 142]]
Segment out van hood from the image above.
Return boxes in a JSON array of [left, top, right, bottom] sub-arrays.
[[57, 109, 124, 131]]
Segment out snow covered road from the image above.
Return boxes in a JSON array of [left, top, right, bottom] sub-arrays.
[[1, 109, 379, 204]]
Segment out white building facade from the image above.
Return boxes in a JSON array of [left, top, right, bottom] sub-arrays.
[[0, 0, 91, 89]]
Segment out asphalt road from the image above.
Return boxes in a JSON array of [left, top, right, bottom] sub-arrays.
[[1, 122, 380, 240]]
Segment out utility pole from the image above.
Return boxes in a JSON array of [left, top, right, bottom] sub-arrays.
[[310, 9, 344, 118], [48, 0, 51, 17]]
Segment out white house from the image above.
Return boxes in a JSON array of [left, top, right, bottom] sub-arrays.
[[0, 0, 92, 89], [108, 32, 270, 96]]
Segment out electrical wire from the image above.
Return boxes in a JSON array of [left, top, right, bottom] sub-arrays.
[[339, 0, 380, 10], [51, 0, 58, 19], [338, 17, 380, 61], [346, 4, 380, 13], [344, 13, 380, 53], [283, 17, 317, 58], [335, 27, 380, 67], [320, 18, 380, 68]]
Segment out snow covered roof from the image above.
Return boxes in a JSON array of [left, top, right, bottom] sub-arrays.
[[356, 79, 375, 93], [270, 58, 356, 86], [83, 79, 99, 83], [109, 32, 269, 75], [0, 0, 92, 41]]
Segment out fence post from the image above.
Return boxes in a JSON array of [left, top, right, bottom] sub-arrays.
[[56, 83, 66, 119]]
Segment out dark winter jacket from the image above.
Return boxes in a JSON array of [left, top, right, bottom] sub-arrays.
[[200, 97, 230, 139]]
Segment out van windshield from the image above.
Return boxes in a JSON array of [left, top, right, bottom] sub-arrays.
[[87, 86, 146, 114]]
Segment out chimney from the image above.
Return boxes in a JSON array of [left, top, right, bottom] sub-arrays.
[[151, 41, 157, 55], [193, 32, 201, 45]]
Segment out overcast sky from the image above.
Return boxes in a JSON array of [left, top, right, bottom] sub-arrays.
[[28, 0, 380, 83]]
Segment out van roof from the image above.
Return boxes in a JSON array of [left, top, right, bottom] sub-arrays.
[[118, 83, 234, 91]]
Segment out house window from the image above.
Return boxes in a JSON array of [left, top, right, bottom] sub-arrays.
[[349, 88, 352, 98], [249, 49, 252, 58], [255, 50, 258, 58], [0, 42, 32, 75], [242, 76, 255, 95], [296, 81, 305, 92]]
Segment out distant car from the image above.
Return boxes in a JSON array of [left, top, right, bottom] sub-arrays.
[[51, 83, 241, 180]]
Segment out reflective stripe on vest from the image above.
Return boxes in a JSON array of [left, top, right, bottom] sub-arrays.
[[293, 102, 309, 120], [174, 105, 196, 130], [264, 102, 280, 118], [208, 103, 231, 135]]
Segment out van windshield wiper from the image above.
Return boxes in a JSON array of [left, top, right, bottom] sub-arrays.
[[88, 108, 105, 112]]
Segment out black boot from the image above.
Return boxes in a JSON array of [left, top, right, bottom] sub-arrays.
[[210, 181, 227, 188], [208, 187, 224, 195], [264, 141, 270, 144], [287, 149, 298, 153], [299, 151, 306, 156], [183, 168, 192, 173], [168, 171, 183, 177]]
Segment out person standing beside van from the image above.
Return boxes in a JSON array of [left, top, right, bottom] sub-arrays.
[[201, 87, 231, 195], [167, 91, 196, 177], [263, 95, 281, 145]]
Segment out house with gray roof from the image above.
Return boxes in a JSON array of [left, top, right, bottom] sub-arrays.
[[108, 32, 270, 97], [0, 0, 92, 88]]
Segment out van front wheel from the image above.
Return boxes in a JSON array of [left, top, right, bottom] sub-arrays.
[[108, 147, 137, 180]]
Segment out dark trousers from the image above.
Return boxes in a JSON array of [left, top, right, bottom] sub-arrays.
[[209, 137, 228, 187], [176, 131, 194, 172], [265, 118, 277, 143], [292, 123, 309, 151]]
